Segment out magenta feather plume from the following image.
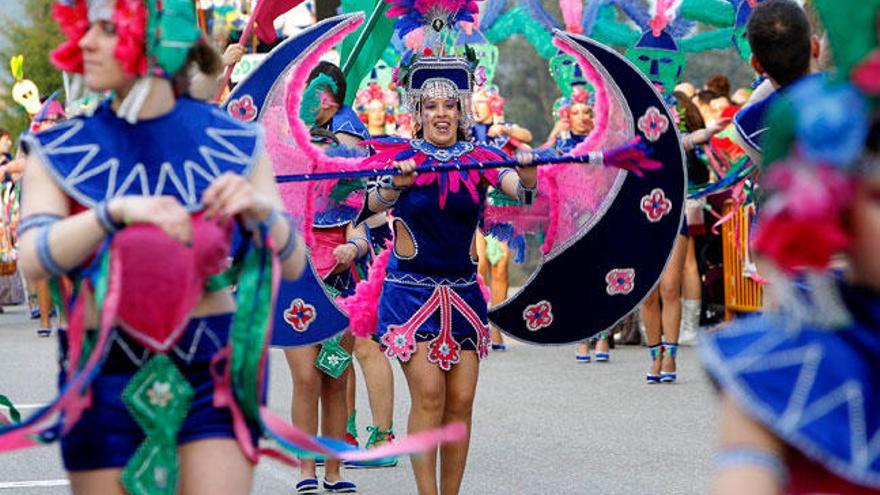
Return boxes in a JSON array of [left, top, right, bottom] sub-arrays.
[[602, 137, 663, 177], [560, 0, 584, 33], [648, 0, 683, 36]]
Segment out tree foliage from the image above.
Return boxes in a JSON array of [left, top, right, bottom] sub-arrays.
[[0, 0, 65, 140]]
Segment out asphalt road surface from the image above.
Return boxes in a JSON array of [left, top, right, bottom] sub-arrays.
[[0, 305, 717, 494]]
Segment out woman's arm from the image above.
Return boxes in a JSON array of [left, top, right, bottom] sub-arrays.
[[713, 394, 786, 495], [332, 222, 369, 269], [203, 153, 306, 280], [363, 159, 417, 214], [683, 117, 733, 151], [18, 153, 194, 281], [498, 153, 538, 204]]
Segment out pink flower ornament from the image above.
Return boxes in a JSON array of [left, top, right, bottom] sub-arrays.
[[606, 269, 635, 296], [228, 95, 258, 122], [637, 106, 669, 142], [283, 299, 317, 333], [523, 301, 554, 332], [640, 188, 672, 222]]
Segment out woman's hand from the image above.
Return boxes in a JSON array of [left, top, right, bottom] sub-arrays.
[[488, 124, 507, 138], [333, 243, 358, 267], [202, 172, 273, 224], [109, 196, 193, 246], [392, 159, 418, 188], [514, 152, 537, 188], [222, 44, 245, 67], [706, 117, 733, 137], [550, 119, 570, 138]]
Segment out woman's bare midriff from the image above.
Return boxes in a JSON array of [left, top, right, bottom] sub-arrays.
[[79, 288, 238, 329]]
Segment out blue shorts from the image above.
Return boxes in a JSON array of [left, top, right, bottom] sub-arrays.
[[58, 314, 262, 471], [377, 271, 487, 352]]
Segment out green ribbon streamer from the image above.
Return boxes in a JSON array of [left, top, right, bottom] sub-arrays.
[[340, 0, 395, 105], [229, 242, 274, 420], [0, 395, 21, 424]]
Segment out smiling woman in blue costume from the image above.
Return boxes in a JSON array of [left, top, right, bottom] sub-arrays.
[[345, 1, 536, 492], [702, 0, 880, 492], [7, 0, 307, 493]]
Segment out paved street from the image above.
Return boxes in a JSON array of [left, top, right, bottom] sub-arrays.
[[0, 305, 718, 494]]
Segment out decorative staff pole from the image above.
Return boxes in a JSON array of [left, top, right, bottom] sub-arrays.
[[274, 139, 659, 183]]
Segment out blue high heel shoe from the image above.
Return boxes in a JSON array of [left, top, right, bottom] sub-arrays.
[[646, 344, 661, 383], [660, 342, 678, 383]]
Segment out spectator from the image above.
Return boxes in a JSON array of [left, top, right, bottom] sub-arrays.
[[732, 0, 820, 163], [704, 74, 731, 100]]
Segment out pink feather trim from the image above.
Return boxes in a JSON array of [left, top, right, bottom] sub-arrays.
[[476, 273, 491, 303], [540, 38, 613, 253], [281, 16, 364, 249], [339, 243, 392, 338]]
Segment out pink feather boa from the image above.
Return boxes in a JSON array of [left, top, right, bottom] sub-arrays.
[[339, 243, 392, 338]]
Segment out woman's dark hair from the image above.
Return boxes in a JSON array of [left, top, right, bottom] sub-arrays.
[[673, 91, 706, 133], [0, 128, 9, 140], [307, 61, 347, 106], [747, 0, 812, 87], [693, 90, 720, 107], [173, 38, 224, 96]]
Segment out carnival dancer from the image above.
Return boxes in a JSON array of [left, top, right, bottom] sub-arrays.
[[307, 77, 401, 469], [6, 0, 309, 492], [343, 3, 538, 489], [702, 0, 880, 490], [469, 85, 533, 351], [283, 128, 368, 493], [470, 84, 532, 153], [553, 86, 594, 155], [26, 100, 68, 338]]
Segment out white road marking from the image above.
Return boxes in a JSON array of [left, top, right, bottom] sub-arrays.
[[0, 480, 69, 489], [0, 404, 47, 411]]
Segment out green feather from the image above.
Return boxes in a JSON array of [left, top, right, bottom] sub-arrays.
[[300, 74, 338, 127], [680, 28, 735, 53], [329, 179, 366, 205], [590, 6, 641, 48], [679, 0, 735, 27]]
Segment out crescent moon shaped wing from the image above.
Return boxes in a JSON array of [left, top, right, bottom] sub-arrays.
[[488, 31, 687, 345], [223, 14, 364, 347]]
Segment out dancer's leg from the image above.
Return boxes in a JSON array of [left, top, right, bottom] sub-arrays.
[[69, 469, 125, 495], [439, 351, 479, 495], [660, 236, 688, 373], [354, 337, 395, 437], [179, 438, 254, 495], [400, 344, 447, 495], [284, 346, 321, 479], [321, 368, 350, 482], [641, 289, 662, 377], [488, 243, 510, 346]]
